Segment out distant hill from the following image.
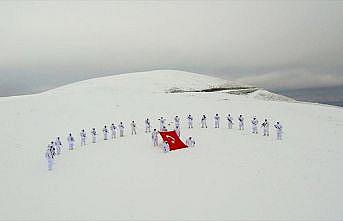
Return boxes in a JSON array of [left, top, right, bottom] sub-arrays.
[[274, 85, 343, 107]]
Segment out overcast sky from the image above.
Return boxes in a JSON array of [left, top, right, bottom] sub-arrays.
[[1, 1, 343, 96]]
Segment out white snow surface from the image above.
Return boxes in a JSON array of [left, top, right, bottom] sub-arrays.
[[0, 70, 342, 220], [248, 89, 295, 102]]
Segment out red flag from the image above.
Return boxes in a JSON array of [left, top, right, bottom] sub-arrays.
[[159, 131, 188, 151]]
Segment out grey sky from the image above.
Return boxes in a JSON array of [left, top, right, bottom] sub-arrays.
[[1, 1, 343, 96]]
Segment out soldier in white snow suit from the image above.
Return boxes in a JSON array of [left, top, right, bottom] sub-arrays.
[[91, 128, 97, 143], [174, 115, 180, 128], [48, 141, 56, 158], [45, 147, 54, 171], [227, 114, 233, 129], [274, 122, 283, 140], [103, 125, 109, 140], [251, 117, 259, 134], [186, 137, 195, 147], [187, 114, 193, 128], [158, 117, 166, 131], [145, 118, 151, 133], [261, 119, 269, 136], [131, 121, 137, 135], [175, 125, 181, 137], [110, 123, 117, 139], [54, 137, 62, 155], [162, 141, 170, 153], [201, 115, 207, 128], [152, 129, 159, 146], [67, 133, 75, 150], [119, 122, 125, 137], [238, 115, 244, 130], [214, 114, 220, 128], [80, 129, 86, 146]]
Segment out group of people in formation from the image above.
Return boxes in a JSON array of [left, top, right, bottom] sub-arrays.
[[45, 113, 283, 170]]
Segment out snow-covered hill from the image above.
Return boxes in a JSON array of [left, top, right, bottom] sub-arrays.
[[0, 70, 342, 220]]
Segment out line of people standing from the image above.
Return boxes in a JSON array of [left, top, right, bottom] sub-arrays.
[[45, 113, 283, 170]]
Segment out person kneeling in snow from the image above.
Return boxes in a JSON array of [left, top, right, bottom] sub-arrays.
[[186, 136, 195, 147], [162, 141, 170, 153], [274, 122, 283, 140]]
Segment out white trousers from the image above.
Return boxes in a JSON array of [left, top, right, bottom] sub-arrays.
[[81, 138, 86, 146], [47, 158, 54, 171], [68, 142, 74, 150], [239, 122, 244, 130], [277, 132, 282, 140], [188, 122, 193, 128], [252, 125, 258, 134], [153, 138, 158, 146], [263, 128, 269, 136], [228, 122, 233, 129]]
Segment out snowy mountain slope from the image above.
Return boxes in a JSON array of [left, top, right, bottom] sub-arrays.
[[248, 89, 295, 102], [0, 70, 342, 220]]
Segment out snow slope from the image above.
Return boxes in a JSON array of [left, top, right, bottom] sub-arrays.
[[0, 70, 342, 220]]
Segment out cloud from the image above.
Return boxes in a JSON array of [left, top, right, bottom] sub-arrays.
[[234, 70, 343, 90], [0, 1, 343, 95]]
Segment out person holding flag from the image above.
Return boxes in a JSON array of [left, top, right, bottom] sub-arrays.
[[158, 117, 166, 131]]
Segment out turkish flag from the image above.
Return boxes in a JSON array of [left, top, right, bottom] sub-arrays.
[[159, 131, 188, 151]]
